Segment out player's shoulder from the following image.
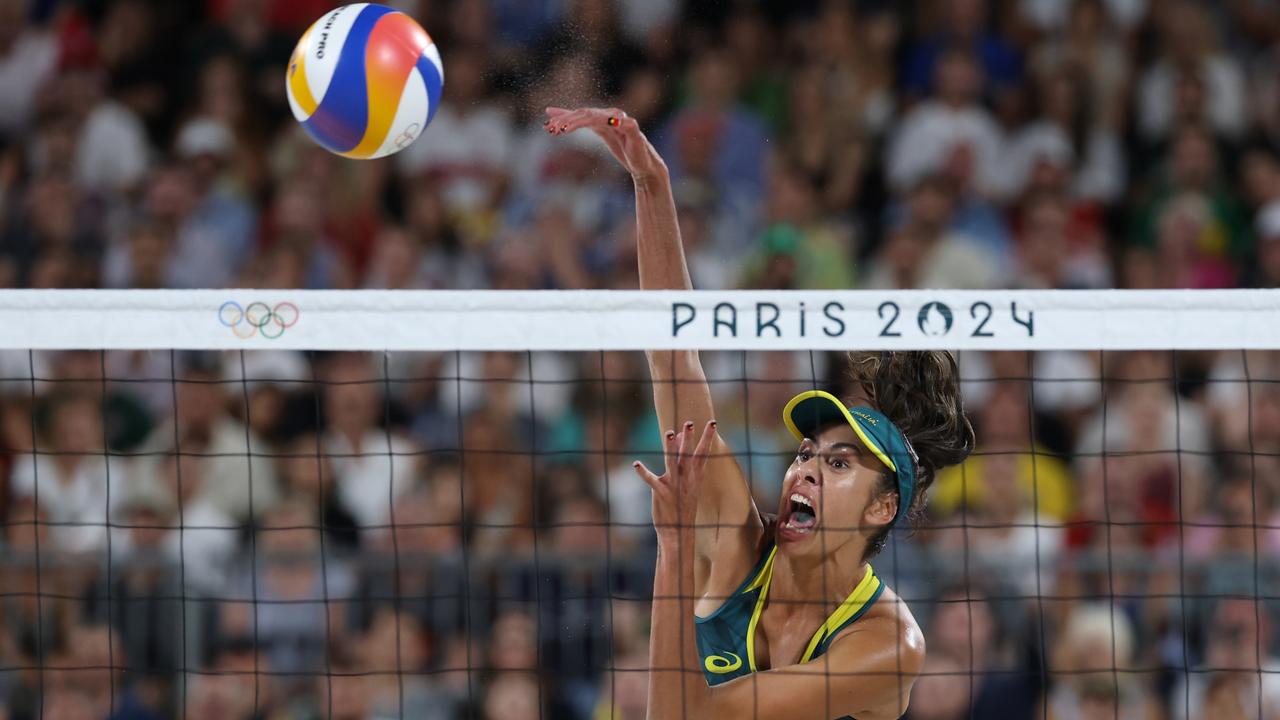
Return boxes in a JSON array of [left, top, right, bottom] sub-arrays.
[[830, 583, 926, 676]]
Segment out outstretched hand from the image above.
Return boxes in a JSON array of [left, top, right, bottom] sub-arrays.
[[633, 420, 718, 546], [545, 107, 667, 184]]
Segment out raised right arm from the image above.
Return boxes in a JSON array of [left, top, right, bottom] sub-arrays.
[[546, 107, 764, 557]]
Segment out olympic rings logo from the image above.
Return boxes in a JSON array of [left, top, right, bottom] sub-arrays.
[[218, 301, 300, 340], [393, 122, 421, 149]]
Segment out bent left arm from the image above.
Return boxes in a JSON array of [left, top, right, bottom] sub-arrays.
[[636, 422, 925, 720]]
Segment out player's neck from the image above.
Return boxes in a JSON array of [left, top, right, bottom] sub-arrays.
[[769, 544, 868, 609]]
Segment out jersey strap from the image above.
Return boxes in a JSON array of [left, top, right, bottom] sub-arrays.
[[745, 549, 886, 670], [799, 565, 885, 663]]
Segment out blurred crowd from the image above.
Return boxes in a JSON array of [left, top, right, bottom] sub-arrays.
[[0, 0, 1279, 718]]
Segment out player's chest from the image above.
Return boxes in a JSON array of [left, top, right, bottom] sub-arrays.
[[753, 607, 828, 670]]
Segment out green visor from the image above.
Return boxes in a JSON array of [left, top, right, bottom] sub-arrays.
[[782, 390, 917, 527]]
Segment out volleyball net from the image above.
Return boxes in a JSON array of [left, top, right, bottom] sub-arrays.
[[0, 289, 1277, 720]]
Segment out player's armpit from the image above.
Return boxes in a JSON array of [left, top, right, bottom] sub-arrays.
[[698, 617, 926, 720]]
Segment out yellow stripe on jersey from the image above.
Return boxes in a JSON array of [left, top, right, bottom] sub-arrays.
[[742, 547, 882, 671], [745, 546, 778, 672], [800, 565, 882, 664]]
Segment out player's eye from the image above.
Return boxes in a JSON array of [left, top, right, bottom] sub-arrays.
[[829, 457, 848, 470]]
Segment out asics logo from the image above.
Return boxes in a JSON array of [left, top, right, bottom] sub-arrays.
[[704, 653, 742, 674]]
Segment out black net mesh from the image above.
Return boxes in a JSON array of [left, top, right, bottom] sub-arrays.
[[0, 347, 1277, 719]]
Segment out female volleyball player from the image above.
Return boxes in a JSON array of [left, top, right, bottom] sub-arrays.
[[546, 107, 974, 720]]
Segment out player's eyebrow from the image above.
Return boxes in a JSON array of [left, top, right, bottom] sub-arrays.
[[824, 442, 862, 454]]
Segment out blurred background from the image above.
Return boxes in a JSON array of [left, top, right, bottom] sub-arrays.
[[0, 0, 1279, 718]]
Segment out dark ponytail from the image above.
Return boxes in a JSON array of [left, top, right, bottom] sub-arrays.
[[847, 351, 975, 558]]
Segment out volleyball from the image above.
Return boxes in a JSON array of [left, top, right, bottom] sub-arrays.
[[285, 3, 444, 159]]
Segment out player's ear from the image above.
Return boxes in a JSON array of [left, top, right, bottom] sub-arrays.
[[863, 488, 897, 529]]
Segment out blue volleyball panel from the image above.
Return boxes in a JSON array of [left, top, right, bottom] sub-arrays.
[[302, 3, 396, 154], [416, 52, 445, 127]]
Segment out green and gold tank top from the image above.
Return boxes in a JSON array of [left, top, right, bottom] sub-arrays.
[[694, 542, 885, 720]]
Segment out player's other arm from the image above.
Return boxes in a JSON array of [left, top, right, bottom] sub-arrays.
[[547, 107, 762, 551]]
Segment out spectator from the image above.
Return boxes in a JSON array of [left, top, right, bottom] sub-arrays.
[[805, 1, 898, 141], [233, 499, 356, 687], [1136, 0, 1247, 144], [0, 0, 57, 138], [592, 648, 649, 720], [355, 480, 466, 642], [134, 352, 280, 523], [546, 491, 609, 553], [657, 48, 769, 234], [1251, 201, 1280, 288], [185, 638, 273, 720], [889, 47, 1006, 200], [358, 607, 462, 720], [397, 45, 515, 237], [933, 380, 1075, 522], [1013, 192, 1112, 289], [1129, 124, 1250, 287], [44, 623, 160, 720], [52, 57, 152, 196], [1170, 598, 1280, 720], [321, 352, 422, 537], [738, 159, 857, 290], [10, 390, 123, 555], [482, 672, 543, 720], [114, 447, 238, 595], [910, 589, 1039, 719], [902, 0, 1023, 106], [278, 433, 358, 553], [163, 116, 257, 286], [4, 171, 102, 288], [1028, 0, 1132, 132], [1074, 352, 1212, 543], [1046, 603, 1162, 720], [1003, 64, 1124, 204], [865, 176, 1004, 289]]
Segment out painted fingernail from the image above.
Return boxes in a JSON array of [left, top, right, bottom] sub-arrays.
[[665, 431, 676, 440], [633, 461, 641, 468], [560, 125, 568, 132], [710, 420, 718, 428]]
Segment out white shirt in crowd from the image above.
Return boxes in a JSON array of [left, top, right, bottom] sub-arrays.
[[135, 418, 281, 523], [863, 231, 1005, 290], [75, 101, 151, 194], [325, 429, 420, 534], [0, 30, 58, 136], [111, 497, 239, 594], [1000, 121, 1125, 203], [11, 454, 127, 555], [1019, 0, 1149, 32], [887, 101, 1006, 198], [1137, 56, 1247, 142], [396, 103, 514, 213]]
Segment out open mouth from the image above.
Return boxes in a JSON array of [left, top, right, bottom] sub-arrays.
[[782, 492, 818, 533]]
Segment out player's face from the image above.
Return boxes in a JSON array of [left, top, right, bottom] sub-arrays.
[[776, 424, 889, 554]]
